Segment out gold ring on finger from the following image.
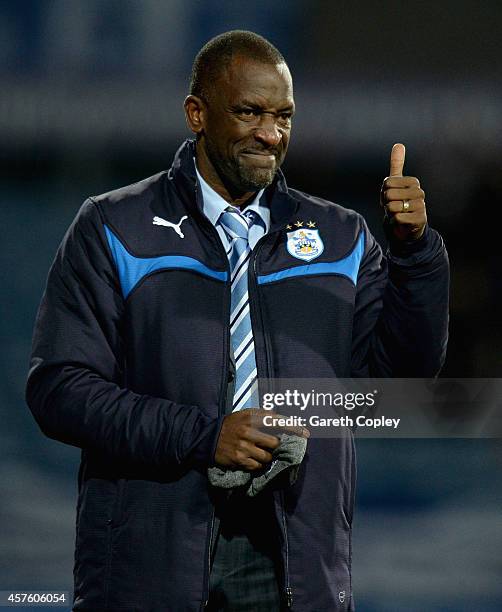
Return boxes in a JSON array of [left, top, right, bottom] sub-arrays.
[[402, 199, 410, 212]]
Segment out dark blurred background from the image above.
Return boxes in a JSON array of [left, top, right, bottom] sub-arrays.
[[1, 1, 501, 610]]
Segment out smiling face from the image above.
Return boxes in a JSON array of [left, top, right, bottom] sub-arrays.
[[185, 55, 295, 203]]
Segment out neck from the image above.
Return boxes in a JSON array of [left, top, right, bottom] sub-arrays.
[[195, 139, 256, 208]]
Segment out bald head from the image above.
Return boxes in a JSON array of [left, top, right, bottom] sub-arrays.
[[189, 30, 288, 103]]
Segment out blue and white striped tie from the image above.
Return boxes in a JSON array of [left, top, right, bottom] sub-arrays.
[[219, 208, 264, 411]]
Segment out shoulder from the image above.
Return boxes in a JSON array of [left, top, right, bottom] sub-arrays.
[[90, 171, 169, 210], [286, 186, 369, 248], [61, 171, 174, 260], [283, 185, 380, 262], [288, 187, 364, 226], [83, 171, 180, 244]]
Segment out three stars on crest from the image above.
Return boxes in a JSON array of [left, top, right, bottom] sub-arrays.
[[286, 220, 316, 230]]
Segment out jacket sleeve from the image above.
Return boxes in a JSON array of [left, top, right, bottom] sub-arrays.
[[351, 220, 450, 377], [26, 198, 224, 469]]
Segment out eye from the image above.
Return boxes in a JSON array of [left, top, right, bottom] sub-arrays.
[[279, 113, 292, 125], [238, 108, 259, 120]]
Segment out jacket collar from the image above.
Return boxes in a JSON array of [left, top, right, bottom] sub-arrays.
[[170, 139, 298, 231]]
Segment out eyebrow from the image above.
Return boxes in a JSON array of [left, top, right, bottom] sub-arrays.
[[237, 99, 296, 113]]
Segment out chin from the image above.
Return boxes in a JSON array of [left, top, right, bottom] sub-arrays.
[[237, 166, 276, 191]]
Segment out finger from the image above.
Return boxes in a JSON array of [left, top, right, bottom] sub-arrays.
[[239, 456, 264, 471], [385, 198, 424, 215], [383, 187, 424, 203], [392, 210, 427, 226], [389, 143, 406, 177], [231, 442, 272, 470], [247, 445, 274, 465], [246, 428, 282, 450], [383, 176, 420, 189]]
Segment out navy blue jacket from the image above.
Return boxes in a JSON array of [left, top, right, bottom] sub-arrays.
[[26, 140, 449, 611]]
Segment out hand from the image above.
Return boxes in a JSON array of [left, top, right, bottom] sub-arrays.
[[214, 408, 309, 471], [380, 143, 427, 242]]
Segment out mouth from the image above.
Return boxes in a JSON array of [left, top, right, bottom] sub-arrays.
[[239, 151, 277, 165]]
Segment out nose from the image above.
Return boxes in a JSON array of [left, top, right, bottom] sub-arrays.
[[253, 115, 282, 147]]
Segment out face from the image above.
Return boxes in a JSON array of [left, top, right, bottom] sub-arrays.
[[188, 55, 295, 197]]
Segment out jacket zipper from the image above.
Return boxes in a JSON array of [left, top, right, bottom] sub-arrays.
[[249, 235, 293, 609], [280, 490, 293, 608], [250, 238, 274, 391], [204, 516, 215, 609]]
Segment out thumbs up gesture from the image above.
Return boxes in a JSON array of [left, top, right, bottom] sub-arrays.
[[380, 143, 427, 242]]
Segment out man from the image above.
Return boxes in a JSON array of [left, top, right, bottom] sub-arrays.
[[26, 31, 449, 611]]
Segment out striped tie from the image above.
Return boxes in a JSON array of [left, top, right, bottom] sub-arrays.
[[219, 208, 264, 411]]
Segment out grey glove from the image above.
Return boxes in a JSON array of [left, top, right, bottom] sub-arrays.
[[208, 432, 307, 497]]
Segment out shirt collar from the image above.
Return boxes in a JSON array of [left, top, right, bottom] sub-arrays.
[[194, 160, 270, 232]]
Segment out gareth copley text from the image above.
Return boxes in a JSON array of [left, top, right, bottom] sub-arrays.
[[263, 414, 401, 430]]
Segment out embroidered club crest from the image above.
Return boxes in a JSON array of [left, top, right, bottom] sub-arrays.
[[286, 228, 324, 262]]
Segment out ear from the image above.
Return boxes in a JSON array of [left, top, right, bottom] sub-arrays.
[[184, 95, 206, 135]]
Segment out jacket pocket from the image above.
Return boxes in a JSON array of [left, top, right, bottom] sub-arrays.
[[77, 477, 126, 528], [74, 478, 127, 608]]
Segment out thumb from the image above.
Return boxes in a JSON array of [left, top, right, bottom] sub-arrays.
[[389, 143, 406, 177]]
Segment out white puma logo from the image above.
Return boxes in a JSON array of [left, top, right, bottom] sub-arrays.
[[152, 215, 188, 238]]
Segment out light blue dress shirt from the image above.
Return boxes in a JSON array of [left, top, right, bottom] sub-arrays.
[[195, 162, 270, 250]]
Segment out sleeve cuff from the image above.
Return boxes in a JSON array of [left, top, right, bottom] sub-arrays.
[[387, 224, 431, 257], [184, 413, 226, 470]]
